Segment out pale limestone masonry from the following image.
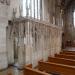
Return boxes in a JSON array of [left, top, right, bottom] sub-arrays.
[[0, 0, 62, 71], [7, 18, 62, 68], [0, 3, 9, 69]]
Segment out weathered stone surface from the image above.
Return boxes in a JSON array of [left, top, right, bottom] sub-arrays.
[[0, 3, 8, 69]]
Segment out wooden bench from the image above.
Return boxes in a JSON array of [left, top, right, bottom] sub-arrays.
[[38, 61, 75, 75], [63, 51, 75, 53], [26, 64, 32, 68], [55, 54, 75, 60], [24, 67, 50, 75], [60, 51, 75, 55], [8, 73, 12, 75], [48, 57, 75, 66]]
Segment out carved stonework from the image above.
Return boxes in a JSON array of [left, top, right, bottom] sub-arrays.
[[7, 17, 62, 68]]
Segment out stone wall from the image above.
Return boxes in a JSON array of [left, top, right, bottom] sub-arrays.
[[0, 3, 9, 69], [6, 0, 63, 68], [0, 0, 63, 70], [8, 0, 20, 20]]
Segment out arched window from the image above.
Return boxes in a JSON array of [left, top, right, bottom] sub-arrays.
[[22, 0, 42, 20]]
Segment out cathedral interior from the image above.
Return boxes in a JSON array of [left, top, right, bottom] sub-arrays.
[[0, 0, 75, 75]]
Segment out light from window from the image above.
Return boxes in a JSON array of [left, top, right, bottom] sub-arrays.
[[22, 0, 42, 20], [73, 11, 75, 27]]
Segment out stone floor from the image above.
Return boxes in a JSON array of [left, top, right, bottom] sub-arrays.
[[0, 67, 23, 75]]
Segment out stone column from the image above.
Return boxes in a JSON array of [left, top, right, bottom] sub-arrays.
[[17, 22, 25, 68]]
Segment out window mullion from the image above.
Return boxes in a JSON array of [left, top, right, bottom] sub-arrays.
[[26, 0, 28, 16], [34, 0, 35, 18], [40, 0, 42, 20], [30, 0, 32, 17], [37, 0, 38, 19]]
